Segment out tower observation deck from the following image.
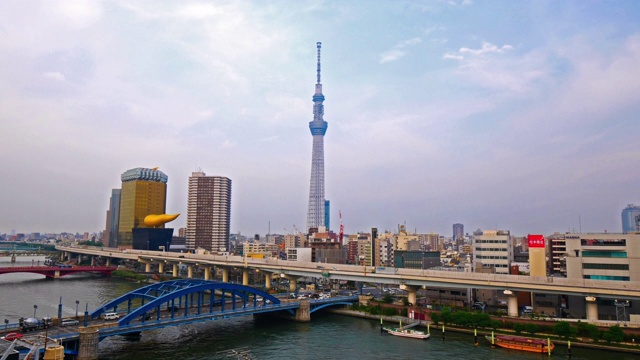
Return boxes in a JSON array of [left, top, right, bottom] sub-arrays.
[[306, 42, 328, 232]]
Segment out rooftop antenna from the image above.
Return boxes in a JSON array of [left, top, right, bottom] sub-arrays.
[[578, 214, 582, 233], [316, 42, 322, 84]]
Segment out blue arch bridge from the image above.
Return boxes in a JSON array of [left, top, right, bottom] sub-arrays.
[[48, 279, 358, 359]]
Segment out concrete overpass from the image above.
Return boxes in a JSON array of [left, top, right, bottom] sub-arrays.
[[56, 245, 640, 320]]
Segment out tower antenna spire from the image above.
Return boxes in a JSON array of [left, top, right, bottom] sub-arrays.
[[316, 42, 322, 84]]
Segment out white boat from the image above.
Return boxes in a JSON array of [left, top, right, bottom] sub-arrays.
[[384, 327, 430, 340]]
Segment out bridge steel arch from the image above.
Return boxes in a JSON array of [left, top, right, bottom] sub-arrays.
[[91, 279, 281, 326], [309, 301, 356, 313]]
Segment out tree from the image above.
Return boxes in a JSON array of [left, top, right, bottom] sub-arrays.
[[602, 325, 625, 343], [524, 324, 539, 336], [586, 324, 601, 343], [553, 321, 575, 340], [382, 293, 393, 304], [513, 323, 524, 335], [430, 312, 441, 325]]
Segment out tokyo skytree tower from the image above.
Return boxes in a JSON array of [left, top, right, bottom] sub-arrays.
[[306, 42, 328, 232]]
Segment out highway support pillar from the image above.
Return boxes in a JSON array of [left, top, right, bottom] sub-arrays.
[[504, 290, 519, 317], [158, 262, 165, 274], [242, 269, 249, 285], [295, 299, 311, 322], [222, 268, 229, 283], [105, 258, 111, 267], [187, 265, 193, 279], [204, 267, 212, 281], [586, 296, 598, 321], [77, 326, 99, 360], [265, 273, 272, 290], [173, 263, 178, 277], [138, 259, 151, 273], [286, 275, 298, 292], [400, 284, 418, 306], [90, 256, 96, 267]]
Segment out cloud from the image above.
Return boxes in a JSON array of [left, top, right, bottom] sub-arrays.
[[379, 37, 422, 64], [443, 41, 547, 93], [43, 71, 65, 81], [380, 50, 406, 64]]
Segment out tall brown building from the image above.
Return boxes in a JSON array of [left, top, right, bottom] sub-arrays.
[[117, 168, 168, 248], [186, 171, 231, 253]]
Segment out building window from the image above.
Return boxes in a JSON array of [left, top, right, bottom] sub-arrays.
[[582, 251, 627, 258], [583, 275, 630, 281], [582, 263, 629, 270]]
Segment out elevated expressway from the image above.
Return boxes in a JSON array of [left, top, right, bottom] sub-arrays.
[[57, 245, 640, 319]]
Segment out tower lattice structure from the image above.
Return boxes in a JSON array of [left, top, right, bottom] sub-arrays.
[[306, 42, 328, 232]]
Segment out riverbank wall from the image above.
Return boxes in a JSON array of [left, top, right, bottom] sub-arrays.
[[327, 308, 640, 354]]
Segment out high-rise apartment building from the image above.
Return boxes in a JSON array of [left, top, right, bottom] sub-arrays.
[[306, 42, 328, 232], [621, 204, 640, 233], [186, 171, 232, 253], [117, 168, 167, 248], [472, 229, 513, 275]]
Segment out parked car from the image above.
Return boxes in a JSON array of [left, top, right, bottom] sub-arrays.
[[2, 332, 22, 341], [61, 319, 79, 327], [472, 302, 486, 311]]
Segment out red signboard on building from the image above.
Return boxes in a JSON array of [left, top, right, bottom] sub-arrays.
[[528, 234, 545, 248]]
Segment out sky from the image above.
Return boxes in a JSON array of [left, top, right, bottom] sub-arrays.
[[1, 0, 640, 238]]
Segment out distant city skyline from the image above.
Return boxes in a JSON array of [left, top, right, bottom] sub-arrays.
[[1, 1, 639, 237]]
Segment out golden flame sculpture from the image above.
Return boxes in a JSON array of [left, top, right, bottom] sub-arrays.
[[143, 213, 180, 227]]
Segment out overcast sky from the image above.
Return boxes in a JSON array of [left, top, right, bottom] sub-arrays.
[[2, 0, 640, 238]]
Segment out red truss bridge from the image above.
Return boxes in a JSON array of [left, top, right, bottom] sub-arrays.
[[0, 266, 117, 278]]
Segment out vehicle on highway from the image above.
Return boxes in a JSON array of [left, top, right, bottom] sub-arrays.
[[2, 332, 22, 341], [103, 312, 119, 320], [19, 317, 52, 332], [61, 319, 79, 327]]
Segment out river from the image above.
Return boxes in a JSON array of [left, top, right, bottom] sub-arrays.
[[1, 256, 637, 359]]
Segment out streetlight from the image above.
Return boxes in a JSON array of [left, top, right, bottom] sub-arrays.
[[33, 305, 37, 318], [75, 300, 80, 318]]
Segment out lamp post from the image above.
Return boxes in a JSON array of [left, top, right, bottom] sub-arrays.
[[33, 305, 37, 318], [75, 300, 80, 318]]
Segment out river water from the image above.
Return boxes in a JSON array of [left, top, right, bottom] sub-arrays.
[[1, 256, 637, 359]]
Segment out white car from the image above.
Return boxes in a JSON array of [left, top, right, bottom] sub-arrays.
[[61, 319, 79, 327]]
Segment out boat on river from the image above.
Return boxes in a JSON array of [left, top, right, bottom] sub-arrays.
[[486, 334, 554, 353], [384, 327, 430, 339]]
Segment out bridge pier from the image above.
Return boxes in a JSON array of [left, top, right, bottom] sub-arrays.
[[187, 265, 193, 278], [105, 257, 111, 267], [204, 266, 212, 281], [90, 256, 96, 267], [242, 269, 249, 285], [173, 263, 179, 277], [586, 296, 598, 321], [295, 299, 311, 322], [77, 326, 99, 360], [158, 262, 165, 274], [504, 290, 519, 317], [222, 268, 229, 283]]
